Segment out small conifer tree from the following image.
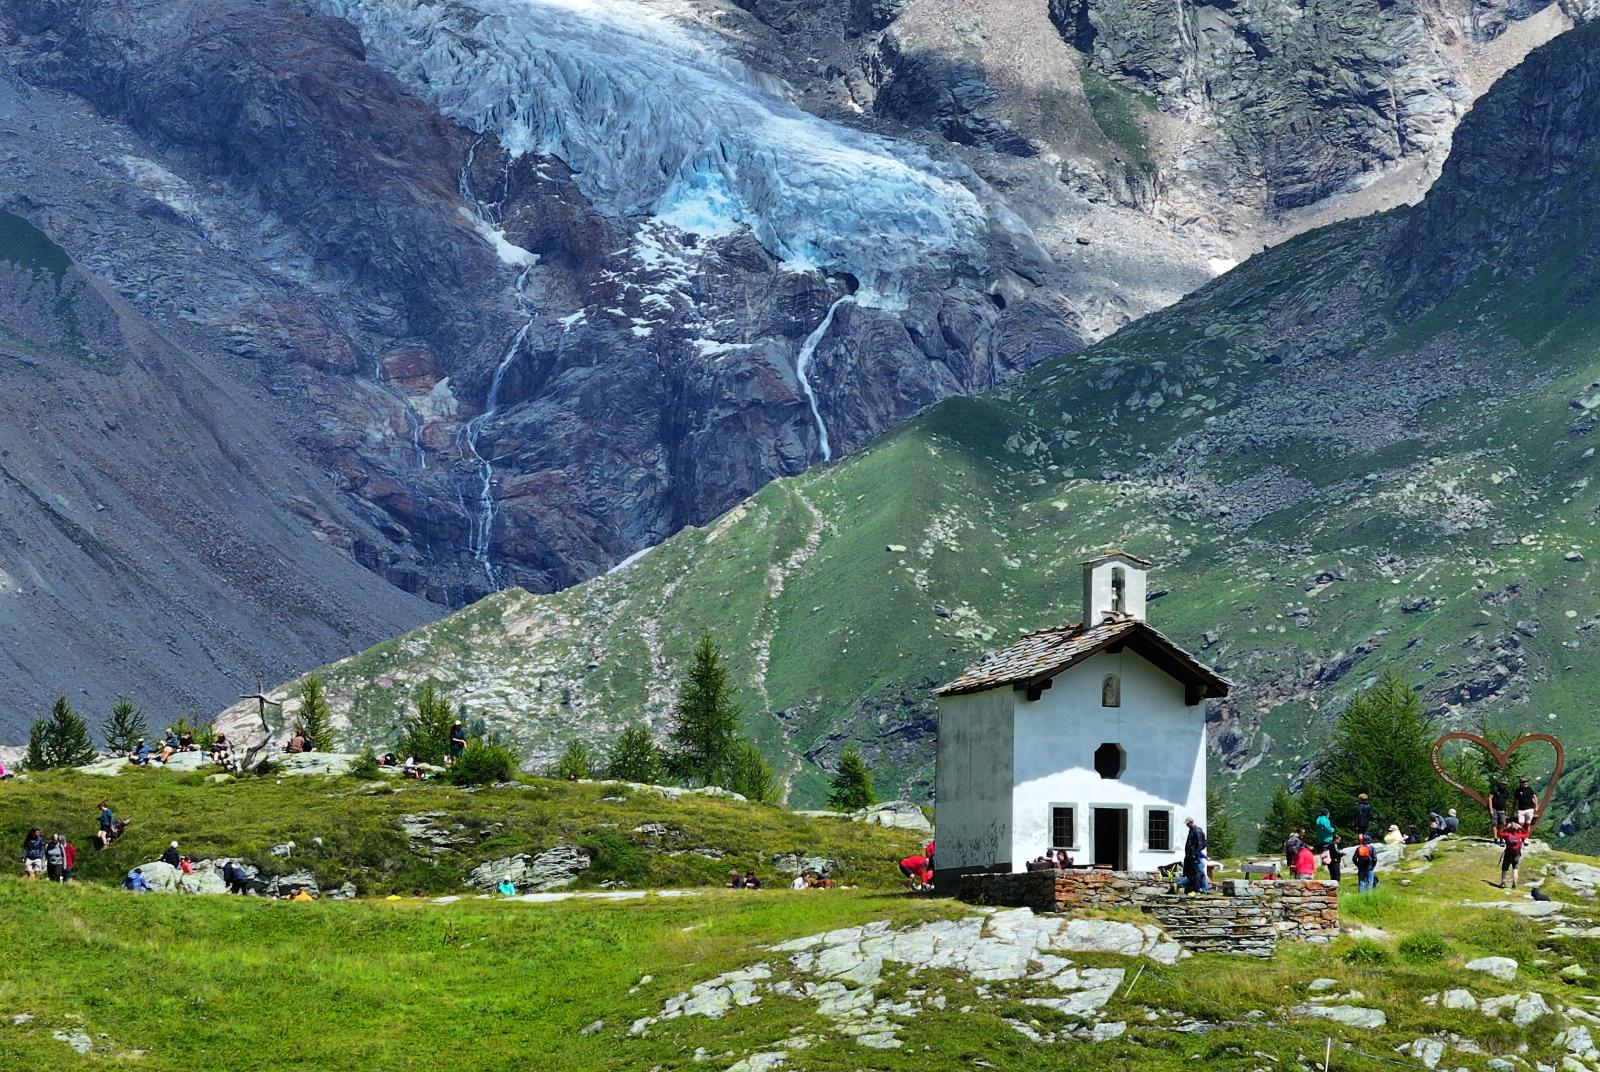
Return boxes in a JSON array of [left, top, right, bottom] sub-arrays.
[[101, 696, 148, 755], [727, 739, 779, 804], [1308, 672, 1448, 835], [292, 673, 337, 751], [607, 724, 665, 784], [667, 632, 742, 787], [1205, 787, 1238, 860], [827, 747, 877, 810], [399, 680, 455, 765], [555, 738, 591, 780], [1256, 784, 1301, 854], [25, 695, 98, 770]]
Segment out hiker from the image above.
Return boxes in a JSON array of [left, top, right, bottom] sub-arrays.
[[1500, 821, 1529, 889], [1514, 777, 1538, 827], [125, 867, 153, 892], [1313, 808, 1336, 850], [1383, 824, 1405, 846], [1182, 817, 1207, 895], [62, 837, 76, 881], [285, 732, 309, 754], [1353, 793, 1373, 835], [449, 722, 468, 764], [1324, 834, 1343, 884], [161, 841, 182, 868], [1291, 840, 1317, 880], [727, 870, 745, 890], [178, 728, 196, 752], [1490, 781, 1509, 837], [1352, 835, 1378, 892], [159, 727, 180, 763], [291, 888, 315, 902], [180, 855, 195, 876], [497, 879, 517, 896], [1428, 810, 1459, 838], [791, 873, 808, 890], [222, 861, 251, 895], [378, 753, 398, 767], [45, 834, 67, 882], [21, 828, 45, 879], [129, 737, 152, 766], [96, 802, 117, 848], [211, 733, 235, 771], [1283, 829, 1305, 871], [743, 870, 762, 890]]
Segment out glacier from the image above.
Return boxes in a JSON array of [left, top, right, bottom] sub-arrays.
[[311, 0, 1042, 294]]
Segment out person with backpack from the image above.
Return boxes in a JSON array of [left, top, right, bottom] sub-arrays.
[[21, 828, 45, 879], [1183, 817, 1208, 896], [1514, 778, 1538, 828], [1283, 829, 1305, 871], [1353, 793, 1373, 836], [125, 867, 153, 892], [1500, 821, 1530, 889], [222, 861, 251, 895], [1352, 834, 1379, 892], [161, 841, 181, 868], [95, 802, 117, 848]]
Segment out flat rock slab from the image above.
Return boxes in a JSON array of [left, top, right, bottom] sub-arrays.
[[1466, 956, 1518, 982], [1463, 900, 1565, 917], [1551, 862, 1600, 898], [1292, 1003, 1387, 1028]]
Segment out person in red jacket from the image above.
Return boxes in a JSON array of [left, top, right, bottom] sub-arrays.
[[898, 854, 931, 890], [1292, 842, 1317, 880], [61, 838, 77, 882], [1500, 822, 1530, 889]]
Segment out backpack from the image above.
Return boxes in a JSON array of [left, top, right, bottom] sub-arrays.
[[1354, 843, 1373, 863]]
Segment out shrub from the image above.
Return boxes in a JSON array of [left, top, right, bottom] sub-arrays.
[[579, 829, 647, 883], [727, 739, 780, 804], [1399, 931, 1451, 964], [350, 750, 381, 779], [448, 742, 517, 786], [606, 724, 665, 784], [1342, 939, 1392, 966]]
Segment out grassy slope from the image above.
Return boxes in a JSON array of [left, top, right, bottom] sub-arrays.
[[273, 28, 1600, 836], [2, 837, 1598, 1070], [0, 770, 925, 895]]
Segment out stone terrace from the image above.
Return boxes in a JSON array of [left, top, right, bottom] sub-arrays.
[[958, 870, 1338, 957]]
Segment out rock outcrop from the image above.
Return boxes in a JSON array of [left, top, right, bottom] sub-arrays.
[[467, 846, 591, 892]]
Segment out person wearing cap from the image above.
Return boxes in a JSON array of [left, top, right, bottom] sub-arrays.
[[160, 841, 181, 868], [1353, 793, 1373, 835], [449, 721, 468, 764], [1500, 821, 1530, 889], [1382, 824, 1405, 846], [1182, 817, 1207, 896], [129, 737, 152, 766]]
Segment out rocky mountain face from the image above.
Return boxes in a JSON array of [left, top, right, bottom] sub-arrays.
[[262, 23, 1600, 842], [0, 0, 1586, 732]]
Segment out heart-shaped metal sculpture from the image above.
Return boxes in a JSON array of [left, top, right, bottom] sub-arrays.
[[1429, 731, 1564, 825]]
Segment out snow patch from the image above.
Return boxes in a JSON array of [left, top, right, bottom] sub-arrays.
[[458, 206, 538, 266]]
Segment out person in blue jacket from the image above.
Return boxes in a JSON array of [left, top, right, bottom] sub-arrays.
[[129, 738, 152, 766], [125, 868, 153, 892], [1314, 808, 1336, 850]]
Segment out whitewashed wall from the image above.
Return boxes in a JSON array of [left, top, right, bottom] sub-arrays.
[[1009, 648, 1206, 872], [933, 687, 1014, 885]]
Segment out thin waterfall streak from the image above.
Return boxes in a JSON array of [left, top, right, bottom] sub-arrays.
[[794, 296, 848, 463]]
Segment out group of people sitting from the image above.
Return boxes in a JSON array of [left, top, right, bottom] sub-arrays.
[[375, 753, 433, 780], [1027, 848, 1074, 871], [726, 869, 764, 889], [127, 727, 240, 771]]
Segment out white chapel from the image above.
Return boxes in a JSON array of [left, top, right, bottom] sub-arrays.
[[932, 552, 1231, 889]]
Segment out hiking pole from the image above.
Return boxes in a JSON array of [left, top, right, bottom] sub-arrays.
[[1324, 1036, 1332, 1072], [1123, 963, 1145, 999]]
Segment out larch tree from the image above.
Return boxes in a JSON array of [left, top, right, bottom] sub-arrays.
[[101, 696, 148, 755], [399, 680, 456, 765], [1308, 672, 1449, 837], [607, 724, 665, 784], [555, 738, 591, 780], [727, 739, 780, 804], [26, 695, 98, 770], [667, 632, 743, 787], [292, 673, 337, 751], [827, 747, 877, 810]]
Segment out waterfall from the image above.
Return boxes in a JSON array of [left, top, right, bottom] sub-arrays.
[[794, 297, 849, 463], [457, 147, 537, 589]]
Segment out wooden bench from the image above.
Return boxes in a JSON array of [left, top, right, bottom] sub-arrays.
[[1241, 860, 1280, 880]]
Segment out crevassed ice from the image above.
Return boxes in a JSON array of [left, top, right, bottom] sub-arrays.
[[312, 0, 1036, 291]]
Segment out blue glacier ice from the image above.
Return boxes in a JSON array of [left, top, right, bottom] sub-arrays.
[[313, 0, 1042, 294]]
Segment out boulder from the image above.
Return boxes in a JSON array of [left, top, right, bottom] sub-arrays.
[[850, 801, 932, 834], [277, 752, 357, 776], [1551, 861, 1600, 898], [771, 853, 835, 877], [1466, 956, 1518, 982], [264, 870, 320, 897], [76, 755, 134, 776], [468, 845, 590, 892]]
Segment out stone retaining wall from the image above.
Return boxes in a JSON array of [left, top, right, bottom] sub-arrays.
[[957, 870, 1339, 954]]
